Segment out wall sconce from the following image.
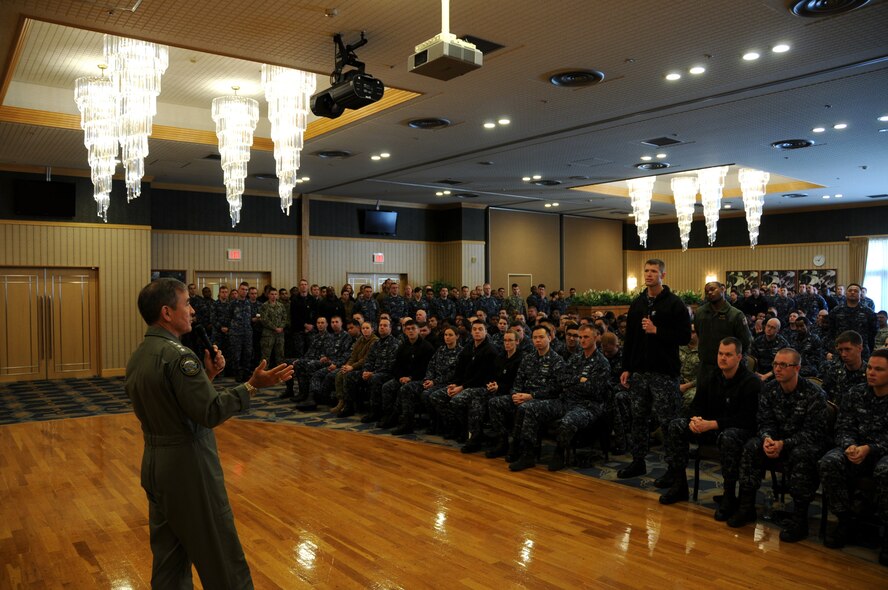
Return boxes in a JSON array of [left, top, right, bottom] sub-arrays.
[[705, 274, 718, 283], [627, 276, 638, 291]]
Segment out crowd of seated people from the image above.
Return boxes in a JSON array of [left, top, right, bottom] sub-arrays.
[[181, 277, 887, 565]]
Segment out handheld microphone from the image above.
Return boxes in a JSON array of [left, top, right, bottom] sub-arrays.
[[192, 324, 218, 360]]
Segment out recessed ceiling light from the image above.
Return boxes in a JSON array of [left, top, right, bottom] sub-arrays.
[[656, 153, 667, 158], [371, 155, 381, 161], [689, 66, 706, 75], [443, 190, 451, 195], [879, 115, 888, 122], [294, 178, 304, 183], [822, 195, 831, 199], [435, 191, 444, 196], [833, 123, 848, 130], [812, 127, 826, 133], [628, 212, 635, 217], [835, 194, 843, 198], [544, 203, 552, 208], [552, 202, 559, 207], [483, 122, 496, 129], [532, 175, 542, 180], [772, 44, 790, 53], [498, 118, 511, 125], [743, 52, 760, 61], [301, 176, 310, 181], [665, 72, 681, 81], [380, 152, 391, 158], [522, 176, 531, 181], [640, 156, 652, 161], [724, 204, 732, 209]]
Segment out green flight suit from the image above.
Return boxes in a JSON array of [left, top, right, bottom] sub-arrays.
[[125, 325, 254, 590], [259, 300, 287, 364]]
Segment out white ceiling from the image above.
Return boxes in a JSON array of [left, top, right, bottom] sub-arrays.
[[1, 0, 887, 223]]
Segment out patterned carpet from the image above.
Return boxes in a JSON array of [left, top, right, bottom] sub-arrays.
[[0, 376, 879, 563]]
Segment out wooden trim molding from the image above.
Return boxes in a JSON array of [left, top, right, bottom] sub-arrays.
[[0, 16, 30, 105]]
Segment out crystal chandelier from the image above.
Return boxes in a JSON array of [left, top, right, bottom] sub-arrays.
[[103, 35, 168, 202], [696, 165, 729, 245], [261, 65, 316, 215], [74, 67, 118, 222], [738, 168, 770, 248], [627, 176, 656, 248], [671, 176, 698, 251], [211, 89, 259, 227]]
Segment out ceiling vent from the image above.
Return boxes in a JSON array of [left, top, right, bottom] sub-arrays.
[[635, 162, 671, 170], [790, 0, 870, 17], [314, 150, 353, 159], [782, 193, 809, 199], [771, 139, 814, 150], [865, 193, 888, 199], [548, 70, 605, 87], [533, 179, 563, 186], [641, 136, 683, 148], [407, 117, 451, 130], [252, 173, 278, 180], [453, 192, 479, 199], [435, 179, 463, 185], [202, 153, 221, 161]]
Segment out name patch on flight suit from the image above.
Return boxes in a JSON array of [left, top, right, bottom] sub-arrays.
[[179, 356, 202, 376]]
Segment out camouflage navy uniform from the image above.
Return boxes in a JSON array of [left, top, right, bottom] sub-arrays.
[[820, 359, 867, 404], [738, 377, 829, 504], [379, 336, 435, 421], [190, 295, 215, 341], [749, 333, 790, 375], [773, 296, 797, 325], [259, 300, 287, 365], [309, 331, 355, 403], [604, 348, 631, 451], [353, 296, 380, 324], [478, 295, 500, 318], [408, 295, 428, 318], [345, 333, 399, 410], [428, 338, 498, 438], [289, 329, 333, 397], [225, 298, 254, 380], [793, 332, 823, 378], [818, 383, 888, 523], [429, 296, 457, 324], [396, 343, 461, 427], [504, 295, 526, 318], [213, 297, 230, 351], [678, 345, 700, 411], [829, 304, 878, 355], [457, 297, 475, 320], [383, 295, 409, 328], [515, 348, 611, 448], [550, 336, 569, 359], [795, 292, 825, 318], [487, 348, 564, 440]]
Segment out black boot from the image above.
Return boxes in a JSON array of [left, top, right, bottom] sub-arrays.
[[824, 512, 852, 549], [294, 396, 317, 411], [714, 480, 738, 522], [392, 415, 415, 436], [505, 439, 523, 463], [509, 449, 536, 472], [360, 411, 381, 423], [337, 402, 355, 418], [660, 477, 688, 504], [377, 413, 398, 429], [547, 445, 567, 471], [653, 470, 676, 489], [727, 487, 757, 528], [485, 436, 510, 459], [617, 459, 647, 479], [779, 502, 810, 543], [461, 434, 485, 454], [278, 380, 295, 399]]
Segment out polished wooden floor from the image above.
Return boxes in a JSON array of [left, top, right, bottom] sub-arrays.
[[1, 412, 885, 589]]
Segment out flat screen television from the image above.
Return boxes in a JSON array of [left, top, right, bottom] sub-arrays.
[[360, 209, 398, 236], [13, 179, 77, 218]]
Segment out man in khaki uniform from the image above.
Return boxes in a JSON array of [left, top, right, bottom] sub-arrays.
[[126, 278, 292, 590], [259, 287, 287, 365]]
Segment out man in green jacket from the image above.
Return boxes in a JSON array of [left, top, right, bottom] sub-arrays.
[[126, 278, 292, 590], [694, 281, 752, 398]]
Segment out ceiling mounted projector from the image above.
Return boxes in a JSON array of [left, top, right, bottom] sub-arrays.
[[409, 0, 482, 81], [310, 32, 385, 119]]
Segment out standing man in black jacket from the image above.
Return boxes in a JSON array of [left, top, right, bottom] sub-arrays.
[[618, 258, 692, 480], [289, 279, 315, 358], [659, 337, 761, 520]]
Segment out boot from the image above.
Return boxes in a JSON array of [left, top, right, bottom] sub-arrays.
[[509, 449, 536, 472], [377, 413, 398, 429], [461, 434, 485, 454], [824, 512, 851, 549], [653, 470, 676, 489], [392, 420, 414, 436], [779, 502, 810, 543], [547, 445, 567, 472], [485, 436, 510, 459], [360, 411, 381, 424], [337, 402, 355, 418], [505, 439, 523, 463], [278, 380, 295, 399], [659, 469, 689, 505], [294, 396, 317, 411], [727, 487, 757, 528], [617, 459, 647, 479], [714, 480, 738, 522], [330, 399, 345, 415]]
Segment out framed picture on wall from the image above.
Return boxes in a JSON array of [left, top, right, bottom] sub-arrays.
[[725, 270, 760, 292], [798, 269, 838, 292], [760, 270, 797, 292]]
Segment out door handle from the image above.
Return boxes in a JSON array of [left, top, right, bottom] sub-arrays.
[[37, 295, 44, 361], [46, 295, 53, 357]]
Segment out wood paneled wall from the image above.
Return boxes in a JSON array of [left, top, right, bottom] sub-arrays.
[[563, 216, 623, 291], [151, 230, 300, 289], [623, 242, 849, 292], [0, 220, 150, 375], [489, 209, 561, 290]]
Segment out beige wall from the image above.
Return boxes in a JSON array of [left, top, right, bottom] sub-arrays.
[[151, 230, 301, 289], [563, 216, 623, 291], [624, 242, 849, 293], [489, 209, 561, 290], [0, 220, 151, 375]]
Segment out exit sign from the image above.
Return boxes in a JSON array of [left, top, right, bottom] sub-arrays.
[[227, 249, 242, 261], [372, 252, 384, 264]]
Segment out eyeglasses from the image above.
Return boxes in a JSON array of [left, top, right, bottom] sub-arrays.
[[772, 362, 799, 370]]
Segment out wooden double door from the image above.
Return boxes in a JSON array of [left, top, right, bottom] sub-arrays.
[[0, 268, 99, 382]]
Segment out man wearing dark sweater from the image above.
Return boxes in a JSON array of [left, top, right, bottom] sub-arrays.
[[377, 320, 435, 428], [659, 337, 761, 521], [617, 258, 692, 480]]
